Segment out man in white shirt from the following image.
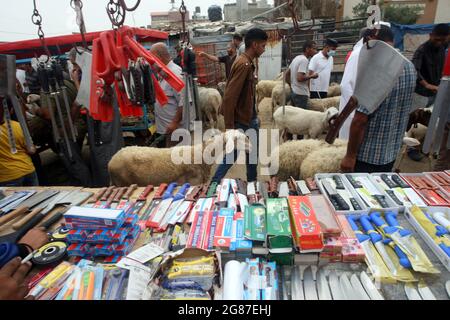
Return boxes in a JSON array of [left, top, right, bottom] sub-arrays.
[[233, 33, 245, 57], [150, 43, 185, 147], [309, 38, 338, 99], [286, 40, 318, 109]]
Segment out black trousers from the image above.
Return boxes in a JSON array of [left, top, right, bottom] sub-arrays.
[[354, 160, 395, 173], [310, 91, 328, 99]]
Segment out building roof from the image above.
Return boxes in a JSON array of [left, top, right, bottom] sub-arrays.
[[151, 11, 169, 16]]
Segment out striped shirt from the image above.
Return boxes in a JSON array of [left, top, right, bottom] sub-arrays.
[[357, 60, 417, 165]]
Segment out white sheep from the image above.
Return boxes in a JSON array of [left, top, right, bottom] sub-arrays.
[[273, 105, 339, 139], [197, 87, 222, 129], [108, 130, 250, 186], [327, 83, 341, 97], [257, 97, 273, 115], [256, 80, 281, 104], [300, 145, 347, 179], [269, 139, 329, 180], [308, 96, 341, 112], [271, 83, 291, 114]]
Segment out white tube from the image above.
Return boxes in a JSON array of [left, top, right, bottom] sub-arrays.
[[223, 260, 246, 300]]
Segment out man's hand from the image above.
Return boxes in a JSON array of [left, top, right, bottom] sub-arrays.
[[19, 228, 49, 251], [310, 73, 319, 79], [340, 154, 356, 173], [198, 52, 206, 58], [165, 122, 179, 135], [425, 83, 439, 93], [0, 257, 32, 300]]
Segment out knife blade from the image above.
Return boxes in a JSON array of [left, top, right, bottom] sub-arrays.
[[417, 280, 436, 300], [0, 190, 59, 226], [340, 273, 359, 300], [350, 273, 370, 300], [360, 271, 384, 300], [445, 280, 450, 298], [290, 265, 304, 300], [317, 269, 332, 300], [0, 191, 36, 212], [328, 271, 345, 300], [404, 283, 422, 300], [303, 266, 318, 300]]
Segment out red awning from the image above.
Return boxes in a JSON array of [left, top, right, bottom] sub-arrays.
[[0, 27, 168, 60]]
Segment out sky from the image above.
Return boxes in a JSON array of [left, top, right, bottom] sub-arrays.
[[0, 0, 274, 42]]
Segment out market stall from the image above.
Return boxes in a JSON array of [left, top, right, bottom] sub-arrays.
[[1, 171, 449, 300]]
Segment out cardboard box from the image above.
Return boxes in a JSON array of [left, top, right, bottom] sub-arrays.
[[341, 238, 365, 263], [64, 207, 126, 230], [322, 237, 343, 253], [230, 211, 253, 252], [244, 204, 266, 242], [213, 208, 235, 250], [310, 195, 342, 238], [287, 196, 324, 252]]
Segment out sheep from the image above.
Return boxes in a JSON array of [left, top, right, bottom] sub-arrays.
[[327, 83, 341, 97], [273, 72, 284, 81], [308, 96, 341, 112], [217, 81, 226, 97], [108, 130, 250, 186], [271, 83, 291, 114], [257, 97, 273, 115], [256, 80, 281, 104], [269, 139, 329, 180], [407, 123, 428, 142], [273, 105, 339, 139], [300, 145, 347, 179], [197, 87, 222, 129]]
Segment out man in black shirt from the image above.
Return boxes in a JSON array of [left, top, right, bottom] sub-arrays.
[[199, 42, 237, 80], [23, 64, 41, 95], [408, 23, 449, 161]]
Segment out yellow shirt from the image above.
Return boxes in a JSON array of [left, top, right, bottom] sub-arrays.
[[0, 121, 35, 182]]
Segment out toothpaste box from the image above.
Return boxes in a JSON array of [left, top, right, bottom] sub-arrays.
[[213, 208, 235, 250], [322, 237, 343, 253], [64, 207, 126, 230], [230, 211, 253, 252], [266, 198, 292, 251], [287, 196, 323, 252], [244, 204, 266, 243]]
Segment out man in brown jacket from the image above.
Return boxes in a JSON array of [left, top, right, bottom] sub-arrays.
[[211, 28, 268, 183]]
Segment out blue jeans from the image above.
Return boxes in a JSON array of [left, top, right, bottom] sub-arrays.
[[211, 118, 260, 183], [0, 171, 39, 187]]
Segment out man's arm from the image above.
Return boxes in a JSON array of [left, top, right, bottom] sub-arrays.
[[222, 64, 249, 129], [340, 110, 369, 172], [412, 47, 438, 93], [166, 107, 183, 134], [199, 52, 220, 63]]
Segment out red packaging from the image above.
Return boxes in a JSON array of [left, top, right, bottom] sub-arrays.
[[319, 252, 342, 262], [287, 196, 323, 252], [322, 237, 343, 253], [341, 238, 365, 263]]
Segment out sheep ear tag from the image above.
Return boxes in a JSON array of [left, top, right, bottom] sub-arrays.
[[354, 40, 409, 114]]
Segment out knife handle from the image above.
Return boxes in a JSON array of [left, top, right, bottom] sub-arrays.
[[333, 175, 345, 189], [138, 185, 154, 201], [369, 212, 392, 232], [162, 183, 177, 200], [185, 186, 201, 202], [345, 175, 362, 189], [198, 184, 209, 198], [101, 186, 115, 201], [380, 174, 397, 188], [392, 175, 409, 189], [392, 244, 412, 269], [113, 188, 127, 202], [373, 194, 390, 208], [0, 206, 29, 225], [360, 215, 382, 243], [40, 211, 65, 229], [13, 212, 47, 242], [123, 184, 138, 199], [350, 198, 362, 210], [386, 190, 403, 206], [154, 184, 168, 199], [90, 187, 107, 203], [12, 207, 44, 230], [332, 194, 350, 211], [385, 211, 412, 237], [174, 183, 191, 201], [347, 216, 370, 243]]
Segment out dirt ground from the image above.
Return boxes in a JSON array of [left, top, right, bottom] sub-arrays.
[[39, 100, 437, 185]]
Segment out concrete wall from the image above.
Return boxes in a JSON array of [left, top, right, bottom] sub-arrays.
[[435, 0, 450, 23]]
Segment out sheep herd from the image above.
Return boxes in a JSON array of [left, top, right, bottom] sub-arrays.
[[107, 76, 354, 185]]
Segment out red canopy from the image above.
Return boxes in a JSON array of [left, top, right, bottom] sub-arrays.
[[0, 27, 168, 60]]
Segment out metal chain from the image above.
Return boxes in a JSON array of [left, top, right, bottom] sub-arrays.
[[179, 0, 188, 44], [31, 0, 51, 59], [106, 0, 141, 28], [70, 0, 88, 50]]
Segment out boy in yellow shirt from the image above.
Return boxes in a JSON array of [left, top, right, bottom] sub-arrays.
[[0, 101, 38, 186]]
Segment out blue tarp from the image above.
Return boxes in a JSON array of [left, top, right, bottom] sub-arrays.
[[391, 22, 450, 51]]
